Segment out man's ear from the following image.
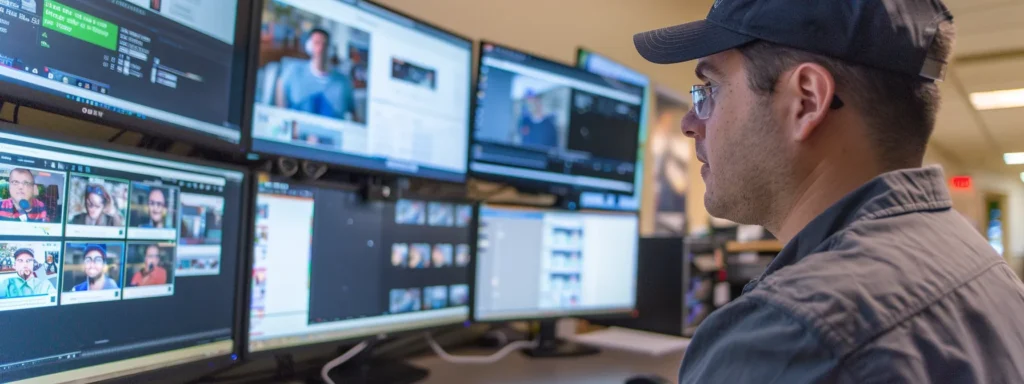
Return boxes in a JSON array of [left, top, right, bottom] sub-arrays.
[[776, 63, 836, 141]]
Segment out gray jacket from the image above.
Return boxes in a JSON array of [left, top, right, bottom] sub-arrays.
[[680, 166, 1024, 383]]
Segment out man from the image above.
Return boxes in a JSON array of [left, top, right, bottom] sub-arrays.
[[1, 248, 56, 298], [517, 90, 559, 148], [130, 244, 167, 286], [633, 0, 1024, 382], [0, 168, 49, 222], [72, 244, 119, 291], [139, 188, 168, 228], [275, 28, 355, 120]]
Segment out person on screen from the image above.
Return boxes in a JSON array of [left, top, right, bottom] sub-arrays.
[[1, 248, 56, 298], [130, 244, 167, 286], [0, 168, 49, 222], [431, 247, 447, 268], [45, 253, 58, 275], [70, 184, 123, 226], [72, 245, 119, 291], [139, 188, 168, 228], [274, 28, 355, 120], [517, 90, 558, 148]]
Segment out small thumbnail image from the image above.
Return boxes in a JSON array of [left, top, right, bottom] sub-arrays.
[[395, 200, 426, 225], [389, 287, 422, 314], [455, 205, 472, 227], [423, 285, 448, 310], [179, 193, 225, 246], [256, 225, 269, 243], [408, 243, 430, 269], [449, 284, 469, 306], [129, 182, 179, 230], [391, 243, 408, 267], [65, 174, 129, 238], [252, 268, 267, 308], [61, 242, 124, 305], [257, 203, 269, 219], [455, 244, 470, 267], [391, 57, 437, 90], [431, 244, 452, 268], [0, 242, 61, 308], [551, 227, 583, 248], [0, 164, 66, 225], [125, 242, 175, 288], [427, 202, 454, 227], [178, 258, 192, 270]]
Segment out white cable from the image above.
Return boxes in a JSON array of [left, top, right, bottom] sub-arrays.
[[321, 341, 370, 384], [425, 332, 538, 364]]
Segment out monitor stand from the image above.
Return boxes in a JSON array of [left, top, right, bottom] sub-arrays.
[[319, 340, 429, 384], [522, 319, 601, 358]]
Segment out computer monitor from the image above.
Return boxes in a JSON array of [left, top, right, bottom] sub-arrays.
[[247, 177, 474, 359], [575, 48, 651, 211], [0, 0, 252, 148], [469, 42, 645, 195], [473, 204, 638, 357], [246, 0, 473, 182], [0, 124, 247, 383]]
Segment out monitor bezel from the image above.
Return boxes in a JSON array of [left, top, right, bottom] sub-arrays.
[[239, 0, 476, 184], [0, 122, 249, 384], [468, 40, 644, 196], [0, 0, 254, 152], [241, 174, 478, 359], [469, 202, 640, 323]]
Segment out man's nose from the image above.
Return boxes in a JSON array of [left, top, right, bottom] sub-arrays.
[[681, 109, 705, 139]]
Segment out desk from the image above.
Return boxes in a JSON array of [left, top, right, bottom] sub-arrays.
[[408, 348, 683, 384]]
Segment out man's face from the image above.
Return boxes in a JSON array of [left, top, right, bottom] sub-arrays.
[[145, 246, 160, 267], [527, 96, 543, 116], [685, 50, 788, 224], [148, 190, 167, 223], [432, 249, 444, 266], [15, 253, 33, 279], [84, 250, 105, 279], [8, 170, 35, 202], [307, 32, 328, 59]]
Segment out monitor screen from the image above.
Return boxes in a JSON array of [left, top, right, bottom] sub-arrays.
[[248, 178, 474, 353], [474, 204, 639, 322], [0, 127, 246, 383], [248, 0, 473, 182], [575, 49, 651, 212], [0, 0, 250, 146], [470, 42, 645, 194]]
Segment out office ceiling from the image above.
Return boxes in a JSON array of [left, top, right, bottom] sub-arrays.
[[932, 0, 1024, 175]]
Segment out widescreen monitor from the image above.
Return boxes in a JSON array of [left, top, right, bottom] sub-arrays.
[[473, 204, 639, 322], [0, 0, 252, 147], [575, 48, 651, 211], [470, 42, 644, 194], [247, 0, 473, 182], [0, 125, 247, 383], [247, 177, 474, 354]]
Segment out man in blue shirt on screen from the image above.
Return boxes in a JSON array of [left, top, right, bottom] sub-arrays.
[[517, 89, 559, 148], [72, 245, 120, 291], [275, 27, 355, 121], [1, 248, 56, 298]]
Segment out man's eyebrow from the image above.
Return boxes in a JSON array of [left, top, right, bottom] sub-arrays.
[[695, 61, 722, 81]]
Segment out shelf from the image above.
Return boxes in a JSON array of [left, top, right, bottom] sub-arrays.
[[725, 240, 783, 253]]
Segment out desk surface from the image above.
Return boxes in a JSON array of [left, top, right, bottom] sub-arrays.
[[408, 347, 683, 384]]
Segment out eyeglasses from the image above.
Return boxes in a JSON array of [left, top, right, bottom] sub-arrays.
[[9, 180, 34, 188], [690, 84, 846, 121], [86, 201, 104, 209], [14, 258, 34, 265], [148, 201, 167, 208], [691, 85, 717, 120], [84, 257, 106, 265]]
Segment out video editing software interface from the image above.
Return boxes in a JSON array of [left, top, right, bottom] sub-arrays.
[[575, 49, 650, 212], [0, 0, 246, 143], [0, 131, 244, 383], [249, 178, 474, 353], [471, 43, 644, 193], [250, 0, 472, 182], [474, 205, 638, 321]]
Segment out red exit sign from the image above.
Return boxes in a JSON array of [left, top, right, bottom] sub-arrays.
[[951, 176, 972, 190]]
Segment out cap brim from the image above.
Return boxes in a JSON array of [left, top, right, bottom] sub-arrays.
[[634, 20, 756, 64]]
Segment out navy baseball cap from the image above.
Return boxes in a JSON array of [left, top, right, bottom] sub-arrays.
[[634, 0, 953, 81]]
